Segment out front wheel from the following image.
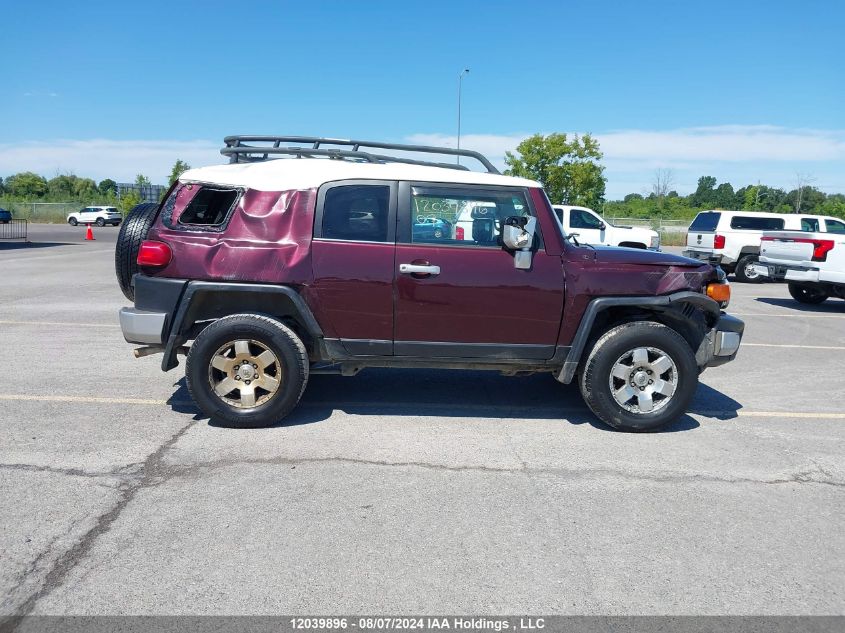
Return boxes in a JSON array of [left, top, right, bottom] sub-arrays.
[[578, 321, 698, 432], [734, 255, 763, 283], [788, 283, 828, 305], [185, 314, 309, 428], [68, 217, 78, 226]]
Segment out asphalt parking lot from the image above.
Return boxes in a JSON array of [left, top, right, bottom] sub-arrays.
[[0, 223, 843, 617]]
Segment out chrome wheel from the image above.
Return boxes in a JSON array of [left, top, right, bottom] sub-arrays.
[[609, 346, 677, 414], [207, 339, 282, 409], [743, 261, 760, 280]]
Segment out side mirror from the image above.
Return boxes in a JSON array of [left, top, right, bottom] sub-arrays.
[[502, 216, 537, 270], [598, 222, 607, 230]]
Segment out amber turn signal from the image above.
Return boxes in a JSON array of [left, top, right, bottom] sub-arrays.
[[706, 282, 731, 305]]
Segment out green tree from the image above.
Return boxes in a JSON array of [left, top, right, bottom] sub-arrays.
[[690, 176, 717, 208], [504, 133, 606, 207], [98, 178, 117, 196], [5, 172, 48, 198], [168, 159, 191, 185], [118, 189, 142, 215], [135, 174, 151, 186]]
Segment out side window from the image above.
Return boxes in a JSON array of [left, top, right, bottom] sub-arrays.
[[410, 187, 532, 247], [322, 185, 389, 242], [825, 219, 845, 233], [729, 216, 784, 230], [570, 210, 603, 229], [178, 187, 238, 226], [801, 218, 819, 232]]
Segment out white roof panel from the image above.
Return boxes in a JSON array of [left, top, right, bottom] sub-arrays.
[[180, 158, 541, 191]]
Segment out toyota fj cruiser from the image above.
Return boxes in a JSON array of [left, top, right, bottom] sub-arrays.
[[116, 136, 744, 431]]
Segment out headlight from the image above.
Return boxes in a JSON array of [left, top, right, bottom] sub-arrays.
[[650, 234, 660, 249]]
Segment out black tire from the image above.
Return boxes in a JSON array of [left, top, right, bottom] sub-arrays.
[[578, 321, 698, 432], [186, 314, 309, 428], [114, 202, 160, 301], [788, 283, 828, 305], [95, 217, 106, 227], [734, 254, 762, 283], [68, 218, 78, 226]]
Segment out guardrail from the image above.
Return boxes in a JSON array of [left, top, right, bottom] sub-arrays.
[[0, 219, 28, 240], [606, 218, 689, 233]]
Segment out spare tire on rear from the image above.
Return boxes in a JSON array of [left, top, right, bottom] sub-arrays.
[[115, 202, 161, 301]]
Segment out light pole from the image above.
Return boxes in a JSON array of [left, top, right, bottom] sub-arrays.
[[457, 68, 470, 164]]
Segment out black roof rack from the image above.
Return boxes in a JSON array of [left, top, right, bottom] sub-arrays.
[[221, 136, 500, 174]]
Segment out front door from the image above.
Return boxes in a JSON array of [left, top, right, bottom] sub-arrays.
[[568, 208, 607, 245], [393, 183, 565, 359]]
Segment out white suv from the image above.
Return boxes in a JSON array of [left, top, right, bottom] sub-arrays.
[[683, 210, 845, 282], [553, 205, 660, 250], [67, 206, 123, 227]]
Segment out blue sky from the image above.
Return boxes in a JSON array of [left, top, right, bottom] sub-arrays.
[[1, 0, 843, 199]]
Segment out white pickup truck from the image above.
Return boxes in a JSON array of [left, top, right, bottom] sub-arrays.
[[755, 231, 845, 304], [553, 205, 659, 250]]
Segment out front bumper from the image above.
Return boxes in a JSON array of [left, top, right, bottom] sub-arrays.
[[698, 313, 744, 369]]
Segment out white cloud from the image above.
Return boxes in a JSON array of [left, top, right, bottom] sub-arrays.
[[408, 126, 845, 165], [2, 128, 844, 198], [0, 139, 221, 184]]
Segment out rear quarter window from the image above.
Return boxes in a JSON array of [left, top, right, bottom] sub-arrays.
[[729, 216, 784, 230], [689, 212, 720, 232], [178, 187, 238, 227]]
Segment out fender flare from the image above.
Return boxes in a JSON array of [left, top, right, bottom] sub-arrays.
[[161, 281, 323, 371], [556, 291, 720, 384]]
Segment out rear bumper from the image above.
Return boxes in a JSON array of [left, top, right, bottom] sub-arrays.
[[698, 313, 744, 369], [118, 275, 188, 346], [119, 307, 167, 344], [682, 249, 731, 266], [755, 263, 820, 283]]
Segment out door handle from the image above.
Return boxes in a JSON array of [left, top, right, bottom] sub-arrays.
[[399, 263, 441, 276]]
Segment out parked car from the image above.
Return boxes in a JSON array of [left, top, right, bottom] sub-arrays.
[[413, 216, 452, 240], [755, 229, 845, 304], [0, 208, 11, 224], [115, 135, 743, 432], [553, 205, 660, 250], [67, 206, 122, 227], [682, 210, 844, 282]]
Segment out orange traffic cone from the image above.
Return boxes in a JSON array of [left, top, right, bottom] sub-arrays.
[[85, 223, 95, 241]]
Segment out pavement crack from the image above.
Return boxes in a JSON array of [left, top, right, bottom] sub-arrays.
[[0, 463, 118, 480], [0, 420, 195, 627], [166, 455, 845, 488]]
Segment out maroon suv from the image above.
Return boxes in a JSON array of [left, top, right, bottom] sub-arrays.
[[115, 136, 743, 431]]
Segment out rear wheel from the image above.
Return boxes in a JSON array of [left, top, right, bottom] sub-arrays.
[[95, 217, 106, 227], [68, 217, 78, 226], [186, 314, 309, 428], [114, 202, 161, 301], [579, 321, 698, 432], [788, 283, 828, 304], [734, 254, 762, 283]]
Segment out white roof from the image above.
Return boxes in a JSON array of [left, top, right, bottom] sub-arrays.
[[180, 158, 540, 191]]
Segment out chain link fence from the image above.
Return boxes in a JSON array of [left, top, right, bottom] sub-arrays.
[[0, 202, 81, 223]]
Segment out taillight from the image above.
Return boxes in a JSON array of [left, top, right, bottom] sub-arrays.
[[761, 236, 835, 262], [811, 239, 835, 261], [137, 240, 172, 267], [713, 234, 726, 249], [455, 226, 465, 240]]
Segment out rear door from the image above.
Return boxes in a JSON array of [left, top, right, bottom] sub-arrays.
[[393, 183, 564, 360], [310, 180, 397, 355]]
